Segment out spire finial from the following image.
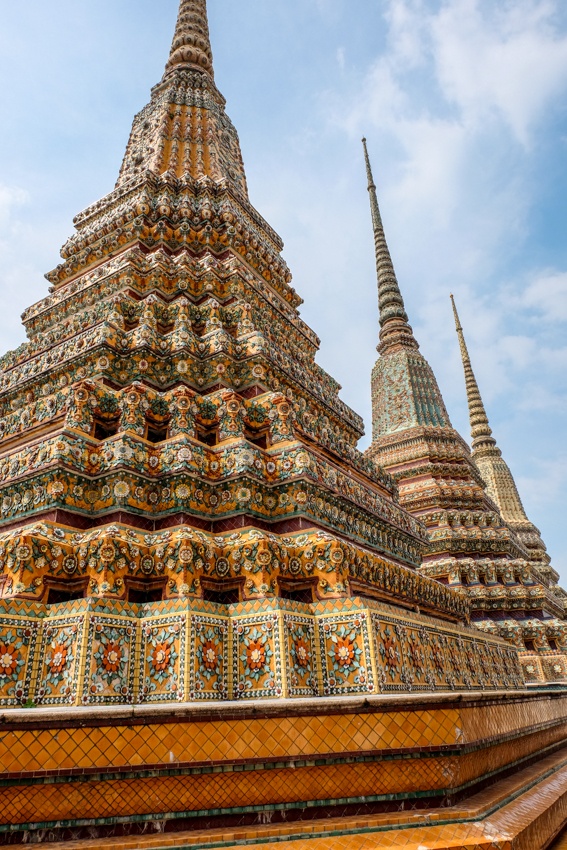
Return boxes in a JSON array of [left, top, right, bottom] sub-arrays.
[[362, 139, 419, 354], [165, 0, 214, 78], [450, 294, 498, 454]]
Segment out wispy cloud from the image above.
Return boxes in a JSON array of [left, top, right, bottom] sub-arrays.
[[521, 270, 567, 322], [0, 185, 27, 230], [432, 0, 567, 145]]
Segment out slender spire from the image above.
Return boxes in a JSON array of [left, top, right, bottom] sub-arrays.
[[165, 0, 214, 78], [450, 294, 534, 528], [362, 138, 418, 354], [112, 0, 248, 195], [364, 139, 451, 437], [450, 294, 498, 455]]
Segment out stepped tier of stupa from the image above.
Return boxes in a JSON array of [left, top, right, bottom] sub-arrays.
[[1, 3, 567, 848], [363, 139, 567, 686]]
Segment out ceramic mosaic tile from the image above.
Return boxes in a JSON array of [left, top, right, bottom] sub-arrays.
[[139, 613, 186, 703], [0, 616, 40, 705], [233, 611, 283, 699], [283, 611, 318, 697], [318, 611, 374, 696], [35, 615, 84, 705], [189, 612, 229, 700], [82, 614, 137, 704]]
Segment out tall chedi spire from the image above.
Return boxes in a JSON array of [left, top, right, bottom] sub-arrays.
[[363, 136, 501, 536], [111, 0, 247, 195], [362, 139, 417, 355], [362, 141, 567, 672], [450, 294, 498, 456], [362, 140, 450, 438], [450, 295, 554, 573], [165, 0, 214, 76]]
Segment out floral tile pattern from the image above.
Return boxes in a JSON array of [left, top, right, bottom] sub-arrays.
[[319, 612, 374, 696], [0, 618, 39, 705], [140, 615, 185, 703], [190, 613, 229, 700], [83, 615, 136, 705], [0, 595, 525, 707], [284, 613, 318, 697], [36, 616, 84, 705], [233, 612, 283, 699]]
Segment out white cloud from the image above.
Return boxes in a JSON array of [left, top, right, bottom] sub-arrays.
[[517, 453, 567, 510], [328, 0, 567, 400], [0, 185, 28, 230], [521, 270, 567, 321], [432, 0, 567, 146], [335, 0, 567, 229], [0, 184, 57, 352], [384, 0, 428, 69]]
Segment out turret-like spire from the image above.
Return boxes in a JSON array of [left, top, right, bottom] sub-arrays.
[[165, 0, 214, 77], [450, 295, 535, 528], [108, 0, 249, 196], [362, 138, 418, 354], [450, 294, 498, 456], [363, 139, 451, 437]]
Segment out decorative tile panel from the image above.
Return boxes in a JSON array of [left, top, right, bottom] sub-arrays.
[[0, 596, 523, 707], [318, 612, 374, 696], [139, 614, 186, 703], [233, 612, 283, 699], [189, 613, 229, 700], [83, 615, 136, 704], [0, 617, 39, 705], [35, 616, 84, 705], [283, 612, 318, 697]]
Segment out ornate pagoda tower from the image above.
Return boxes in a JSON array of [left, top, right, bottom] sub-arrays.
[[363, 137, 567, 685], [451, 295, 567, 682], [0, 4, 567, 849]]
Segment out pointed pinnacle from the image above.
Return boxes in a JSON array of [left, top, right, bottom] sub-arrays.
[[450, 294, 498, 454], [362, 138, 418, 354], [165, 0, 214, 78]]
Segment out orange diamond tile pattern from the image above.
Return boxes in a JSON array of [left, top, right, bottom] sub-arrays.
[[0, 696, 566, 845], [0, 708, 462, 775], [3, 747, 567, 849], [0, 756, 450, 826]]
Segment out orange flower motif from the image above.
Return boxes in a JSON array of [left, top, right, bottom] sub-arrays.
[[408, 641, 423, 672], [102, 642, 122, 673], [246, 640, 266, 671], [202, 640, 218, 671], [152, 642, 171, 672], [383, 636, 400, 670], [294, 638, 310, 668], [49, 644, 68, 675], [432, 645, 445, 673], [0, 644, 18, 676], [334, 638, 355, 668]]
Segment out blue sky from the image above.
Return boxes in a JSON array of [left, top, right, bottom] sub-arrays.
[[0, 0, 566, 581]]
